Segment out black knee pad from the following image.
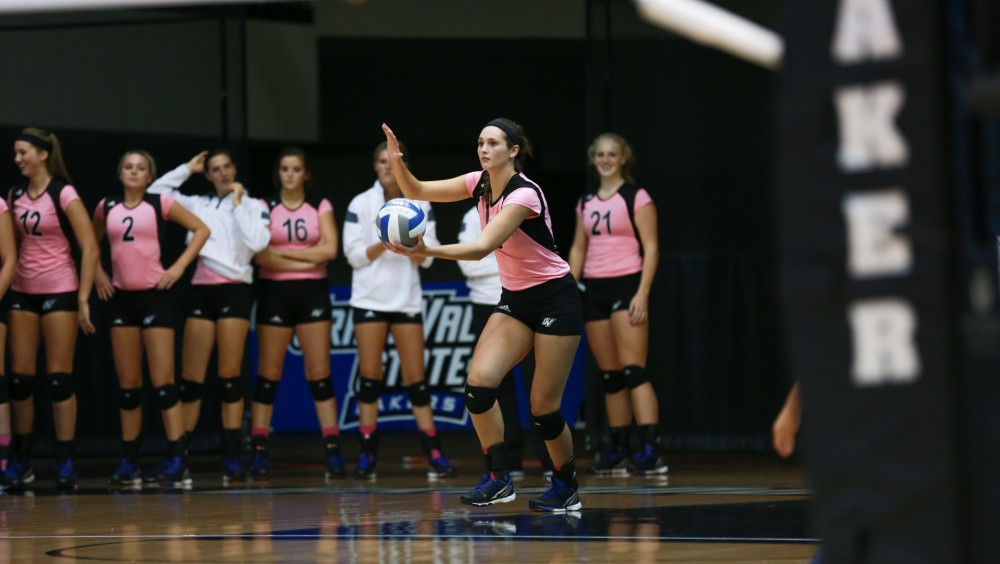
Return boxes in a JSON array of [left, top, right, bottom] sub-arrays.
[[155, 384, 179, 410], [624, 365, 649, 389], [308, 377, 336, 402], [119, 387, 142, 410], [406, 381, 431, 407], [0, 375, 8, 405], [253, 377, 280, 405], [602, 370, 627, 394], [219, 376, 244, 404], [357, 376, 384, 404], [9, 373, 34, 401], [179, 379, 204, 403], [532, 410, 566, 441], [464, 384, 498, 414], [48, 372, 74, 403]]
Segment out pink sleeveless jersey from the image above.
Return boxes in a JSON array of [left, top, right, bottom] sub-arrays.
[[9, 184, 81, 294], [577, 188, 652, 279], [95, 195, 174, 291], [260, 198, 333, 281], [465, 171, 569, 291]]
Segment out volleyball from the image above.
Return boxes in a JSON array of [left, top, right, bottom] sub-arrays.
[[376, 198, 427, 247]]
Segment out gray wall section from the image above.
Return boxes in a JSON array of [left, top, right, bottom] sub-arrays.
[[247, 20, 318, 142], [0, 19, 222, 136], [314, 0, 586, 39]]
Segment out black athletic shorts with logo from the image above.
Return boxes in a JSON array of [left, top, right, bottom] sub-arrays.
[[187, 283, 253, 321], [256, 279, 332, 327], [8, 290, 78, 316], [351, 307, 423, 325], [581, 272, 642, 322], [496, 273, 583, 336], [109, 289, 174, 329]]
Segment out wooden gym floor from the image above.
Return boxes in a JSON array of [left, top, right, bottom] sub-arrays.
[[0, 433, 817, 562]]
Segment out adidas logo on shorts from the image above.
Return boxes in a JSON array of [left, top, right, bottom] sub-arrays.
[[365, 311, 375, 318], [112, 318, 124, 325], [42, 299, 56, 311], [311, 309, 323, 318], [193, 309, 202, 316], [221, 306, 231, 313], [270, 316, 283, 323], [498, 304, 511, 312], [612, 300, 623, 310]]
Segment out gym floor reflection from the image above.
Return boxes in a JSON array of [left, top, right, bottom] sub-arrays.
[[0, 438, 817, 562]]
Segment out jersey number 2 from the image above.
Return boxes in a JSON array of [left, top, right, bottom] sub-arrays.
[[122, 216, 135, 242], [590, 210, 611, 235]]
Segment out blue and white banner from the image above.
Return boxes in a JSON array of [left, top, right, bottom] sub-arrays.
[[249, 281, 586, 432]]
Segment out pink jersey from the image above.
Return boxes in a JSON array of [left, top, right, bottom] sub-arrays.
[[465, 171, 569, 291], [260, 197, 333, 281], [8, 181, 81, 294], [577, 186, 652, 279], [96, 194, 174, 291]]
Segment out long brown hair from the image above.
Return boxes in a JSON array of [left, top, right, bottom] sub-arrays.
[[489, 117, 533, 173], [20, 127, 72, 184]]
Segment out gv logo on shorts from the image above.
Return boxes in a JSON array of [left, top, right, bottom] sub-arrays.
[[542, 317, 556, 327], [143, 315, 156, 326], [42, 299, 56, 311]]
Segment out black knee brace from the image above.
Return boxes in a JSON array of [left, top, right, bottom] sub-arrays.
[[532, 410, 566, 441], [357, 376, 383, 404], [308, 377, 336, 402], [179, 379, 204, 403], [10, 373, 34, 402], [155, 384, 179, 410], [464, 384, 498, 414], [9, 373, 33, 402], [120, 387, 142, 410], [624, 365, 649, 389], [48, 372, 74, 402], [219, 376, 244, 404], [0, 375, 8, 405], [406, 381, 431, 407], [253, 377, 280, 405], [602, 370, 627, 394]]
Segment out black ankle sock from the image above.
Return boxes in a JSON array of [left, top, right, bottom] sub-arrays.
[[419, 431, 442, 456], [486, 442, 510, 481], [122, 440, 140, 463], [360, 432, 378, 454], [54, 440, 74, 462], [553, 457, 578, 487], [168, 440, 185, 458], [222, 429, 242, 458], [637, 424, 659, 447], [13, 433, 33, 460], [609, 426, 631, 453]]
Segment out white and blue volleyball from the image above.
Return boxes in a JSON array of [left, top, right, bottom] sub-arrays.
[[376, 198, 427, 246]]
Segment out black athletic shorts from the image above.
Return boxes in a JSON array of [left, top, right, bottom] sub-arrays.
[[582, 272, 642, 322], [0, 294, 8, 325], [352, 307, 423, 325], [187, 283, 253, 321], [8, 290, 78, 316], [496, 273, 583, 336], [256, 279, 332, 327], [109, 289, 174, 329]]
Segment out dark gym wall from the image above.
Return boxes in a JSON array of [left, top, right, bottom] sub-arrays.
[[0, 1, 786, 453]]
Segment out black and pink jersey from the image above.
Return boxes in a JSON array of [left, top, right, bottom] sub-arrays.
[[260, 195, 333, 281], [7, 179, 81, 294], [576, 185, 652, 279], [464, 170, 569, 291], [95, 194, 174, 291]]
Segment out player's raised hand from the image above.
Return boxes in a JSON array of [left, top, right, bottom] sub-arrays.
[[382, 124, 404, 161]]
